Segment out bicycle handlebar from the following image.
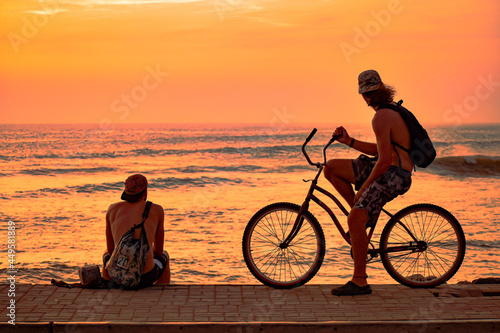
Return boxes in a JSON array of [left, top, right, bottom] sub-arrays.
[[323, 133, 342, 162], [305, 128, 317, 143], [301, 138, 317, 166], [302, 129, 342, 167]]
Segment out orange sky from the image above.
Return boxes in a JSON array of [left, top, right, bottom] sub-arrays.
[[0, 0, 499, 125]]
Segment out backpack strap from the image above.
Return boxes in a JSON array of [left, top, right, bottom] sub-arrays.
[[381, 100, 411, 152], [132, 201, 153, 230], [142, 201, 153, 221], [391, 140, 410, 153]]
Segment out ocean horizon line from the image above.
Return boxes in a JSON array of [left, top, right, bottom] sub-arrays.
[[1, 122, 499, 127]]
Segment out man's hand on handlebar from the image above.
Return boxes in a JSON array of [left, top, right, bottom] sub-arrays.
[[333, 126, 351, 146]]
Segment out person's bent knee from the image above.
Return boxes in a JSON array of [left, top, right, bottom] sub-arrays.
[[102, 251, 111, 280], [154, 251, 169, 267], [102, 251, 111, 265], [155, 251, 171, 284], [348, 208, 369, 229], [324, 159, 339, 178]]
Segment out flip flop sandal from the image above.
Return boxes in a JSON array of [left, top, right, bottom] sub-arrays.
[[331, 281, 372, 296]]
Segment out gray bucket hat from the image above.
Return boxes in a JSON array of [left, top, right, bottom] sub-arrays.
[[358, 70, 382, 94]]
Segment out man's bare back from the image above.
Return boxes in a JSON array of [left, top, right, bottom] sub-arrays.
[[374, 106, 414, 172], [106, 200, 165, 274]]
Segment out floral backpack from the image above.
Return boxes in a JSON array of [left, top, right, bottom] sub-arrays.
[[105, 201, 152, 289]]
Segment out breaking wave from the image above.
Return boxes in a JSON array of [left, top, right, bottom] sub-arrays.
[[428, 155, 500, 176]]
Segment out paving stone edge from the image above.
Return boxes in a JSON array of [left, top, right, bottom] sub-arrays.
[[2, 319, 500, 333]]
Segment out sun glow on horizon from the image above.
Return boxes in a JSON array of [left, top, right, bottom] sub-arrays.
[[0, 0, 499, 124]]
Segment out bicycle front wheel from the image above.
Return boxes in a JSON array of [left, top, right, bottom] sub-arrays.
[[242, 202, 325, 289], [380, 203, 466, 288]]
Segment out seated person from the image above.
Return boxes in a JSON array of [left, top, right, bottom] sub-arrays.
[[102, 174, 170, 287]]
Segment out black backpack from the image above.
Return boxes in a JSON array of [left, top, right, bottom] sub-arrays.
[[380, 100, 436, 168]]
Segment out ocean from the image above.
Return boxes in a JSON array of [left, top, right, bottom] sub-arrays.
[[0, 123, 499, 285]]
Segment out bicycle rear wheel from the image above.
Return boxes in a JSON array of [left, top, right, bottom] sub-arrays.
[[380, 203, 466, 288], [242, 202, 325, 289]]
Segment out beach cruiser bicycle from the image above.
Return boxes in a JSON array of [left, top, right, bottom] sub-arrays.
[[243, 129, 466, 289]]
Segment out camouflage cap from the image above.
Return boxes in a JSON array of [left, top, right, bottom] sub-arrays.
[[121, 174, 148, 202], [358, 70, 382, 94]]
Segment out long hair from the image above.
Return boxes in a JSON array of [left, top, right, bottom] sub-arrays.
[[364, 83, 397, 108]]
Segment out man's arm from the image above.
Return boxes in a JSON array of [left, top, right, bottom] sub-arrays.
[[105, 208, 114, 254], [333, 126, 378, 156], [350, 139, 378, 156], [153, 205, 165, 255], [354, 111, 393, 202]]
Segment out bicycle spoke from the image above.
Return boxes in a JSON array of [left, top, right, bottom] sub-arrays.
[[288, 246, 313, 275], [252, 229, 279, 245], [426, 247, 453, 271], [252, 246, 280, 265], [381, 204, 465, 288], [244, 204, 325, 288], [281, 210, 294, 241], [389, 252, 416, 276], [262, 215, 280, 240], [257, 218, 278, 241], [285, 250, 299, 281], [388, 226, 411, 243]]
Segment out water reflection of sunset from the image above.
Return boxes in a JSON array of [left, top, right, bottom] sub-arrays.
[[1, 124, 498, 284]]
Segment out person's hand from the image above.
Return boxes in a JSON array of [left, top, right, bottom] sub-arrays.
[[333, 126, 351, 145]]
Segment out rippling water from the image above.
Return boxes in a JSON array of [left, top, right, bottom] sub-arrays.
[[0, 123, 499, 285]]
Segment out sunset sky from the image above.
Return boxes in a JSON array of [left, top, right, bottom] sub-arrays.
[[1, 0, 499, 125]]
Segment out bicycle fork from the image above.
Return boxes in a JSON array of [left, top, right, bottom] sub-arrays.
[[280, 166, 323, 249], [279, 200, 308, 249]]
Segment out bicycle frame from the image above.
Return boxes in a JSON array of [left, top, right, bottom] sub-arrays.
[[280, 162, 373, 248], [280, 128, 420, 254]]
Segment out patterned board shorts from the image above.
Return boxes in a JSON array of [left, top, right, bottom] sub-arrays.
[[352, 154, 412, 227]]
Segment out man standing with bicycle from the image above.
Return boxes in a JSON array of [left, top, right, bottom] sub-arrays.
[[324, 70, 413, 296]]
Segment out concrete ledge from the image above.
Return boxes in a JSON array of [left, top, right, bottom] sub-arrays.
[[1, 320, 496, 333], [3, 284, 500, 332]]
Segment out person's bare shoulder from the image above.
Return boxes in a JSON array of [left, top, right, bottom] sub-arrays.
[[373, 108, 400, 127], [107, 202, 119, 213], [106, 202, 128, 220], [151, 202, 164, 215], [372, 107, 390, 122], [374, 107, 397, 118]]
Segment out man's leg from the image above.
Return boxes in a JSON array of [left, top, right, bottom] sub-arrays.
[[155, 251, 171, 284], [331, 207, 372, 296], [347, 208, 370, 287], [324, 159, 356, 208]]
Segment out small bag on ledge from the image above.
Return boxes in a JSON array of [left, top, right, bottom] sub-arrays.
[[79, 265, 103, 286], [51, 264, 105, 289]]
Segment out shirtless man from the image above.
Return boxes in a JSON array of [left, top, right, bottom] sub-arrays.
[[102, 174, 170, 287], [325, 70, 413, 296]]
